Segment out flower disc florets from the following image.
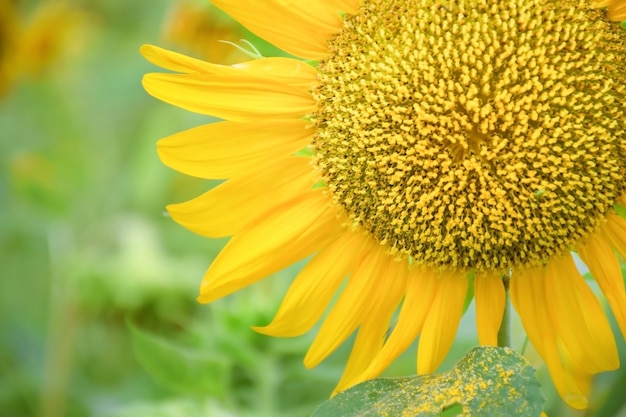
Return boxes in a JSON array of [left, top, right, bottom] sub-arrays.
[[312, 0, 626, 271]]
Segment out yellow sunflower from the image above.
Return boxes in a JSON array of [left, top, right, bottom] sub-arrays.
[[142, 0, 626, 409], [0, 0, 19, 96], [161, 0, 248, 65], [0, 0, 85, 97]]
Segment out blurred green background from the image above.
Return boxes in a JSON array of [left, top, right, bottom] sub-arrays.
[[2, 1, 626, 416]]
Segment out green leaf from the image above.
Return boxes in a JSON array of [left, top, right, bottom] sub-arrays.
[[128, 321, 230, 397], [312, 347, 543, 417], [440, 403, 463, 417]]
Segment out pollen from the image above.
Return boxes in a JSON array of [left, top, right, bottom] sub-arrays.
[[312, 0, 626, 271]]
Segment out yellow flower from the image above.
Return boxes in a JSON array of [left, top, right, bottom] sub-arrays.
[[142, 0, 626, 409], [161, 0, 248, 65], [0, 1, 85, 97], [15, 2, 84, 77], [0, 0, 20, 95]]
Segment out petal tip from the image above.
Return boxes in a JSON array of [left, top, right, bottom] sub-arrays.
[[196, 293, 210, 304], [564, 393, 589, 410], [139, 43, 152, 56]]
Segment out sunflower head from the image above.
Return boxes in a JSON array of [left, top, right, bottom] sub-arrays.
[[313, 0, 626, 273], [143, 0, 626, 411]]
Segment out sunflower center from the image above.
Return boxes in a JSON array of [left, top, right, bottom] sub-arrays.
[[312, 0, 626, 271]]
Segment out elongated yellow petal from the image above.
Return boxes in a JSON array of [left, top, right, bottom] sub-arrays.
[[253, 230, 363, 337], [142, 70, 314, 122], [334, 259, 407, 393], [303, 239, 390, 368], [604, 213, 626, 260], [543, 255, 618, 374], [142, 56, 316, 122], [550, 340, 598, 411], [143, 44, 318, 89], [211, 0, 347, 59], [198, 190, 340, 303], [474, 271, 506, 346], [558, 345, 594, 402], [326, 0, 362, 13], [358, 267, 439, 381], [168, 157, 314, 238], [157, 120, 311, 179], [510, 268, 589, 409], [236, 60, 318, 91], [141, 44, 218, 74], [577, 231, 626, 339], [510, 268, 551, 361], [417, 270, 468, 374]]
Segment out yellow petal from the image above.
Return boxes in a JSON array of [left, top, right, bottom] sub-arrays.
[[303, 239, 391, 368], [197, 190, 340, 303], [577, 231, 626, 339], [557, 345, 594, 403], [543, 255, 618, 374], [334, 259, 407, 393], [253, 230, 362, 337], [510, 268, 589, 409], [142, 70, 314, 122], [141, 44, 217, 74], [168, 156, 314, 238], [474, 271, 506, 346], [417, 269, 469, 374], [211, 0, 347, 59], [604, 213, 626, 260], [510, 269, 550, 361], [142, 46, 318, 122], [142, 44, 318, 89], [157, 120, 311, 179], [359, 267, 439, 381], [235, 59, 318, 90], [326, 0, 362, 13]]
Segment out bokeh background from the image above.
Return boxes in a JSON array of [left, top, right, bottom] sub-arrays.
[[2, 1, 626, 416]]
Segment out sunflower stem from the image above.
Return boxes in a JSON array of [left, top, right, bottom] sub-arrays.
[[497, 275, 511, 349]]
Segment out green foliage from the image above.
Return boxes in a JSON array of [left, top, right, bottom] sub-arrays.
[[313, 347, 544, 417], [128, 322, 231, 397]]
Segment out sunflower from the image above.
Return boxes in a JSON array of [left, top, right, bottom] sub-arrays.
[[142, 0, 626, 409], [15, 2, 84, 78], [0, 0, 19, 96], [0, 1, 85, 97], [161, 0, 248, 65]]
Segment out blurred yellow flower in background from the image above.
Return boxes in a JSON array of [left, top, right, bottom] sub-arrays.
[[0, 0, 84, 97], [161, 0, 248, 65], [0, 0, 19, 96], [143, 0, 626, 410]]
